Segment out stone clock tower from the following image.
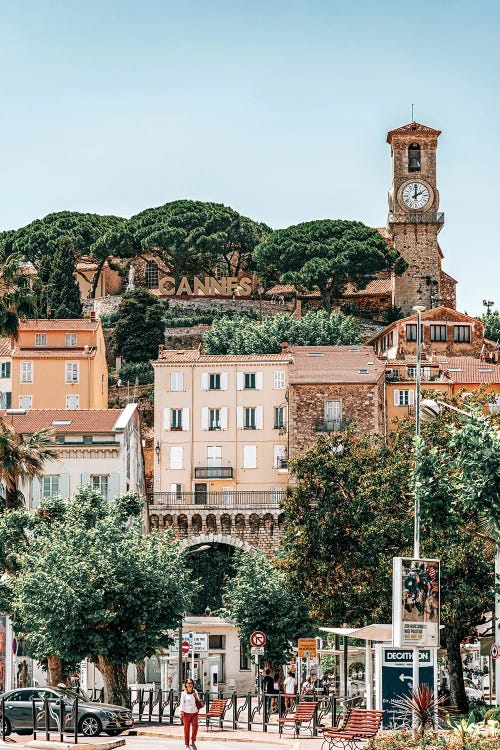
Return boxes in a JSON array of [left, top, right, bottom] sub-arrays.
[[387, 121, 453, 314]]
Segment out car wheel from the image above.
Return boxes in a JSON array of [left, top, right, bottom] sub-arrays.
[[79, 714, 102, 737], [105, 729, 123, 736], [2, 718, 11, 737]]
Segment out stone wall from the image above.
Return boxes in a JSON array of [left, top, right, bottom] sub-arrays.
[[288, 381, 384, 457], [148, 507, 285, 557]]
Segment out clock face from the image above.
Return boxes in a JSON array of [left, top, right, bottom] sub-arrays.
[[401, 181, 430, 210]]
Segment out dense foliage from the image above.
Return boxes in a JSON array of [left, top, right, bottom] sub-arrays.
[[252, 219, 407, 311], [203, 309, 361, 354], [113, 288, 166, 363], [0, 248, 33, 338], [0, 422, 57, 510], [10, 487, 194, 704], [479, 310, 500, 342], [32, 245, 83, 318], [221, 550, 313, 669], [93, 200, 269, 283], [163, 304, 258, 329], [282, 407, 495, 712], [186, 543, 237, 615], [117, 361, 155, 385]]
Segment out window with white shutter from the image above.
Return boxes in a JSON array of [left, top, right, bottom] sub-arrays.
[[201, 407, 209, 430], [65, 362, 79, 383], [273, 444, 286, 468], [169, 446, 183, 469], [236, 372, 244, 391], [207, 445, 222, 467], [182, 407, 190, 431], [255, 371, 264, 390], [220, 372, 228, 391], [220, 407, 228, 430], [163, 407, 171, 430], [255, 406, 264, 429], [236, 406, 244, 429], [243, 445, 257, 469], [35, 334, 47, 347], [201, 372, 209, 391], [273, 371, 285, 389], [170, 372, 184, 391], [394, 389, 415, 406], [21, 362, 33, 383]]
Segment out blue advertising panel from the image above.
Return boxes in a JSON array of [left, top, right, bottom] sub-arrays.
[[379, 648, 435, 727]]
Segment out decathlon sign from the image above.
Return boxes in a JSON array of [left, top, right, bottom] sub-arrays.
[[375, 646, 436, 728]]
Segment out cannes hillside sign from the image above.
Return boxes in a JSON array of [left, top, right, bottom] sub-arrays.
[[158, 275, 253, 297]]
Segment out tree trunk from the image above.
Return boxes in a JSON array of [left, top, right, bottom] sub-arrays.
[[446, 627, 468, 713], [320, 289, 332, 313], [135, 660, 146, 684], [97, 656, 129, 707], [47, 656, 63, 686], [90, 258, 108, 299]]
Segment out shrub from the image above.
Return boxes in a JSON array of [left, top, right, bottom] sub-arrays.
[[100, 312, 119, 328]]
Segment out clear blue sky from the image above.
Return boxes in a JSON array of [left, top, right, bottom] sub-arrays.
[[1, 0, 498, 314]]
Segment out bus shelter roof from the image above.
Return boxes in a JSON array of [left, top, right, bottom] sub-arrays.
[[319, 624, 393, 642]]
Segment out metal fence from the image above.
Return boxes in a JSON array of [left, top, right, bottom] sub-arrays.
[[1, 694, 80, 744]]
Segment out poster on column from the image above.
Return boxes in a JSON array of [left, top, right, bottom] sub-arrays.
[[393, 558, 440, 648]]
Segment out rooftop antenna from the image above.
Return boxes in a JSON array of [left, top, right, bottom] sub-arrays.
[[411, 103, 414, 122]]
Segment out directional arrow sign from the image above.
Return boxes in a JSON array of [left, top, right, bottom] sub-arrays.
[[399, 674, 413, 684], [250, 631, 266, 648]]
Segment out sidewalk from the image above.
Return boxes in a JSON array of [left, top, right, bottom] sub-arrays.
[[133, 724, 299, 746]]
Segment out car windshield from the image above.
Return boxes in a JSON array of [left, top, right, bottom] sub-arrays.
[[52, 688, 91, 702]]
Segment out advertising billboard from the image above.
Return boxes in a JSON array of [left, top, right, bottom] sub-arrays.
[[375, 646, 436, 727], [392, 557, 440, 648]]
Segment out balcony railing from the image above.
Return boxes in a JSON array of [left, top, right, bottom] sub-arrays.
[[315, 418, 352, 433], [148, 490, 285, 508], [388, 211, 444, 225], [194, 466, 233, 479]]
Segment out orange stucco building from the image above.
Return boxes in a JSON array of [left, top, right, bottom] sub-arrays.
[[11, 318, 108, 410]]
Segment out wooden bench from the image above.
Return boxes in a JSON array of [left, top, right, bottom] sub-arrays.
[[278, 700, 319, 737], [321, 708, 384, 750], [198, 698, 228, 729]]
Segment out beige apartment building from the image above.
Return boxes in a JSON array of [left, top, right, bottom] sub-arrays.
[[151, 348, 292, 503]]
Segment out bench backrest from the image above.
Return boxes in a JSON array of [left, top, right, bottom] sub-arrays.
[[207, 699, 227, 716], [343, 708, 384, 736], [293, 701, 319, 721]]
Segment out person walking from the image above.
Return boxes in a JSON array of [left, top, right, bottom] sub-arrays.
[[180, 678, 202, 750], [301, 674, 314, 701], [262, 668, 274, 716], [284, 670, 297, 709]]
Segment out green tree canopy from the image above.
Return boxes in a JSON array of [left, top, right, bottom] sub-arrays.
[[281, 411, 495, 711], [0, 211, 125, 300], [113, 288, 166, 363], [32, 245, 83, 318], [221, 550, 313, 671], [252, 219, 407, 311], [203, 310, 361, 354], [94, 200, 270, 284], [0, 248, 33, 338], [0, 421, 57, 510], [11, 487, 194, 704], [479, 309, 500, 343]]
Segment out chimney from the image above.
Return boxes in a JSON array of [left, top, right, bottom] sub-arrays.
[[90, 311, 96, 320], [281, 342, 289, 353]]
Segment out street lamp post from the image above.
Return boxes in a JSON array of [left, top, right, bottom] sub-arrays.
[[412, 305, 426, 701]]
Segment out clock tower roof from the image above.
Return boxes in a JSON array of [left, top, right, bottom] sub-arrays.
[[386, 121, 441, 144]]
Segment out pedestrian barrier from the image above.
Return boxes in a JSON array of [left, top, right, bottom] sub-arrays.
[[127, 688, 343, 735], [0, 694, 80, 744]]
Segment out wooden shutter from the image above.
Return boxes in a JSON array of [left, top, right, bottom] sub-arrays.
[[236, 372, 244, 391], [220, 407, 228, 430], [409, 390, 415, 406], [182, 408, 190, 431], [255, 371, 264, 390], [60, 473, 70, 498], [393, 390, 400, 406], [31, 478, 41, 509], [256, 406, 264, 429], [236, 406, 244, 429], [220, 372, 228, 390], [163, 407, 171, 430], [243, 445, 257, 469], [108, 473, 120, 499], [201, 372, 209, 390], [201, 407, 209, 430], [81, 473, 91, 486]]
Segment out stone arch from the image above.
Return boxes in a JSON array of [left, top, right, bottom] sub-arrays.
[[177, 514, 188, 537], [150, 514, 159, 530], [206, 514, 217, 533], [163, 514, 174, 529], [178, 533, 258, 557], [191, 514, 202, 533], [263, 513, 274, 534], [249, 513, 260, 533], [235, 514, 245, 536], [220, 513, 231, 533]]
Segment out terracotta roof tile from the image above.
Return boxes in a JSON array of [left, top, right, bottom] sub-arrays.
[[154, 349, 292, 364], [0, 409, 123, 434], [12, 347, 97, 359], [289, 345, 384, 384], [442, 357, 500, 385], [19, 319, 100, 331], [0, 338, 12, 357]]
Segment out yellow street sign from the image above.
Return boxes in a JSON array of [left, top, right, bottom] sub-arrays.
[[298, 638, 317, 658]]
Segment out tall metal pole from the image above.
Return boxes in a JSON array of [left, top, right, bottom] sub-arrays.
[[412, 306, 425, 708], [178, 622, 183, 692]]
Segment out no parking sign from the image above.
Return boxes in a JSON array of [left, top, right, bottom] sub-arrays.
[[491, 643, 499, 660]]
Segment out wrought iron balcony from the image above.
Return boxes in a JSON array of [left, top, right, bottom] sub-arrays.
[[194, 466, 233, 479], [147, 490, 285, 508], [388, 211, 444, 225], [314, 418, 352, 433]]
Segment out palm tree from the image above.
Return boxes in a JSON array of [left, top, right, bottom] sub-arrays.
[[0, 421, 57, 510], [0, 248, 33, 338]]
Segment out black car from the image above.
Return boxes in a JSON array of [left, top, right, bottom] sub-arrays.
[[1, 686, 133, 737]]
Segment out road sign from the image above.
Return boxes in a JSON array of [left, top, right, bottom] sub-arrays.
[[171, 633, 209, 654], [182, 640, 190, 655], [491, 643, 499, 660], [298, 638, 317, 658], [251, 646, 265, 656], [250, 631, 266, 648], [378, 647, 435, 728]]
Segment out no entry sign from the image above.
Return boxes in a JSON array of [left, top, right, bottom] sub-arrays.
[[182, 640, 190, 655], [250, 631, 266, 648]]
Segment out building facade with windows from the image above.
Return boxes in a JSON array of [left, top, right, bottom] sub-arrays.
[[287, 345, 385, 456], [1, 405, 144, 508], [11, 318, 108, 410], [150, 348, 292, 553]]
